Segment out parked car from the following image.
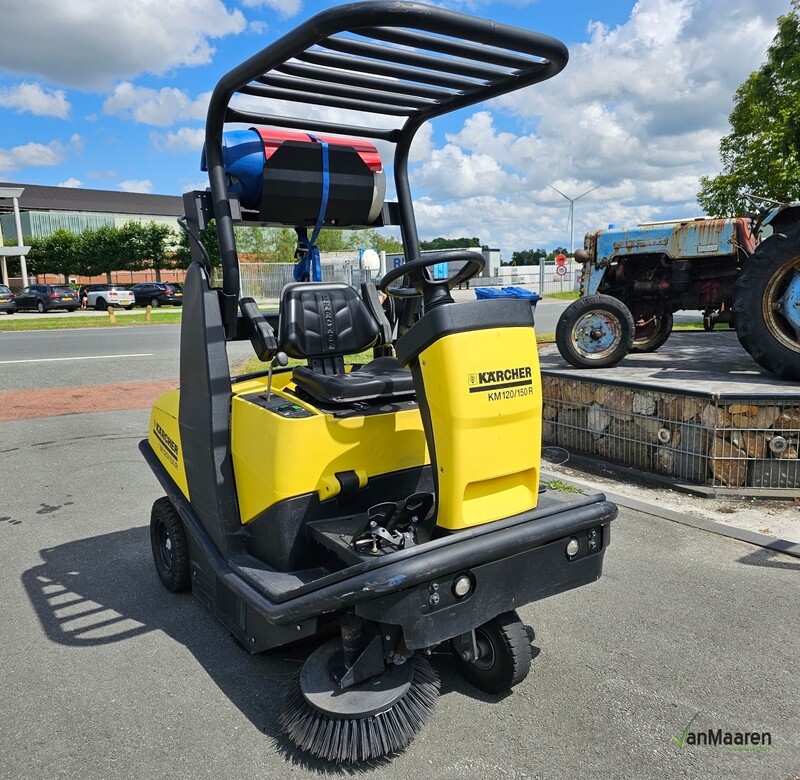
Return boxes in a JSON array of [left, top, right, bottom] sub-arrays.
[[0, 284, 16, 314], [85, 283, 135, 310], [129, 282, 183, 307], [14, 284, 79, 313]]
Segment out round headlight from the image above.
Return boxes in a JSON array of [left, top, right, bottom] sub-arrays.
[[452, 575, 472, 598], [566, 538, 580, 557]]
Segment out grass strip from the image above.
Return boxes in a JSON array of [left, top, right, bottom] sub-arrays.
[[0, 311, 183, 331]]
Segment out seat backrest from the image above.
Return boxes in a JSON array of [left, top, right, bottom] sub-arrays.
[[278, 282, 379, 371]]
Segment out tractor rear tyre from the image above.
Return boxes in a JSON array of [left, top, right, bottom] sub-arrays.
[[631, 312, 673, 353], [150, 497, 190, 592], [556, 294, 634, 369], [733, 227, 800, 381], [453, 610, 532, 694]]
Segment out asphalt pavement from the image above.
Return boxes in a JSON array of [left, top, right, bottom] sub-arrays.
[[0, 309, 797, 780]]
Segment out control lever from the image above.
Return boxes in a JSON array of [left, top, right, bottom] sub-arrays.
[[265, 352, 288, 401]]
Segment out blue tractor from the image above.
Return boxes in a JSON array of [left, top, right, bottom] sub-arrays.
[[555, 198, 800, 381]]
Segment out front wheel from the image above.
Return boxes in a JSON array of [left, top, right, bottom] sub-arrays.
[[734, 227, 800, 381], [631, 312, 673, 353], [150, 498, 190, 592], [555, 294, 634, 368], [454, 611, 532, 694]]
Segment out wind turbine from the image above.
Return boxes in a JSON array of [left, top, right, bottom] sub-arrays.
[[548, 183, 600, 254]]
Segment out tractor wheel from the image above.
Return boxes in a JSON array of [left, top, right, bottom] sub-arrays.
[[555, 294, 634, 368], [453, 610, 532, 694], [733, 227, 800, 381], [150, 497, 190, 592], [631, 312, 673, 353]]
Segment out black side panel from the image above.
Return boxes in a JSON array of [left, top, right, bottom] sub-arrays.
[[395, 298, 534, 366], [179, 261, 241, 556]]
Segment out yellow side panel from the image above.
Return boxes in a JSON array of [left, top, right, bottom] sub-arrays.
[[417, 326, 542, 530], [230, 381, 429, 524], [147, 389, 189, 499]]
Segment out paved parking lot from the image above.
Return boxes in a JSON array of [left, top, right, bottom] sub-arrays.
[[0, 324, 797, 779], [1, 404, 798, 780]]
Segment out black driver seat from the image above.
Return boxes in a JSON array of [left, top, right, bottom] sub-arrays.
[[278, 282, 416, 405]]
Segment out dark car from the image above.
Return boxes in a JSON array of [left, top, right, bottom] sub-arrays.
[[0, 284, 16, 314], [14, 284, 79, 313], [129, 282, 183, 308]]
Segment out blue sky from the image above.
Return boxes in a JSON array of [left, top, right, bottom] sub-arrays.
[[0, 0, 790, 257]]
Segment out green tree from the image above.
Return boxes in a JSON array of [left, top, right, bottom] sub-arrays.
[[419, 236, 481, 250], [698, 2, 800, 215], [510, 248, 547, 266], [37, 229, 80, 281]]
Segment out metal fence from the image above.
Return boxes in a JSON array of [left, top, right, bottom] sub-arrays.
[[218, 262, 580, 301], [541, 375, 800, 492], [214, 263, 377, 302]]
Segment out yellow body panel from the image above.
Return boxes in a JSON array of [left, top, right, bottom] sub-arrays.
[[147, 390, 189, 498], [230, 375, 430, 523], [416, 326, 542, 530]]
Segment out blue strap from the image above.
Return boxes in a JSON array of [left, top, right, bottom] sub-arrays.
[[292, 134, 329, 283]]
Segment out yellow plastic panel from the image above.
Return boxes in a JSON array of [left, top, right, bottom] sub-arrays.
[[416, 326, 542, 529], [230, 380, 429, 524], [147, 389, 189, 499]]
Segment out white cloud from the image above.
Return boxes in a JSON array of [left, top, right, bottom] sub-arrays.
[[58, 178, 82, 188], [119, 179, 153, 193], [0, 82, 70, 118], [104, 83, 210, 127], [0, 135, 82, 173], [407, 0, 787, 255], [152, 127, 207, 153], [0, 0, 246, 88], [241, 0, 302, 16]]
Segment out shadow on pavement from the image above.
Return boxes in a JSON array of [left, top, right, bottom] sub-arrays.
[[21, 526, 541, 773]]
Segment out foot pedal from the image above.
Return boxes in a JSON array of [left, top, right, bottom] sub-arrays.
[[388, 492, 434, 532], [352, 502, 404, 554]]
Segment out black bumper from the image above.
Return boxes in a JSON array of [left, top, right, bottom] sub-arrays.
[[141, 439, 616, 651]]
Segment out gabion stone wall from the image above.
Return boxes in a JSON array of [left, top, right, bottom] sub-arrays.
[[541, 375, 800, 491]]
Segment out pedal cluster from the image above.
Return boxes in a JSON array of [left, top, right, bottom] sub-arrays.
[[352, 493, 434, 554]]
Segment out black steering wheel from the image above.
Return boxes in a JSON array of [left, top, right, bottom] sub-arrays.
[[379, 250, 485, 303]]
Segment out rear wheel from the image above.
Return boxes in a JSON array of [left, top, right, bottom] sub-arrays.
[[631, 312, 673, 353], [555, 294, 634, 368], [150, 498, 190, 592], [150, 297, 161, 308], [453, 610, 532, 693], [734, 227, 800, 381], [36, 301, 46, 313]]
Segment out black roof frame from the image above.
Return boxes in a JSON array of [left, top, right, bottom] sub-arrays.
[[203, 0, 568, 337]]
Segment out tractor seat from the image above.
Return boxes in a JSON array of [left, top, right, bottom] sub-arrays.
[[278, 282, 415, 405]]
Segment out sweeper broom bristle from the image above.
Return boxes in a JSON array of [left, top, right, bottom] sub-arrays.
[[280, 642, 440, 763]]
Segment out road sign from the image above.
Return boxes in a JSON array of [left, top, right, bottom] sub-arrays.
[[555, 253, 568, 266], [556, 264, 567, 276]]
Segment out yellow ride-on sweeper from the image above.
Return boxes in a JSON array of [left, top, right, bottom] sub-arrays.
[[140, 0, 617, 763]]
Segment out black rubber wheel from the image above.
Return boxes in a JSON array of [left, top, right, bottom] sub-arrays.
[[555, 294, 634, 368], [631, 312, 673, 353], [703, 314, 715, 331], [124, 305, 134, 310], [150, 297, 161, 308], [36, 301, 46, 313], [95, 298, 107, 311], [734, 226, 800, 381], [150, 497, 190, 592], [453, 610, 532, 694]]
